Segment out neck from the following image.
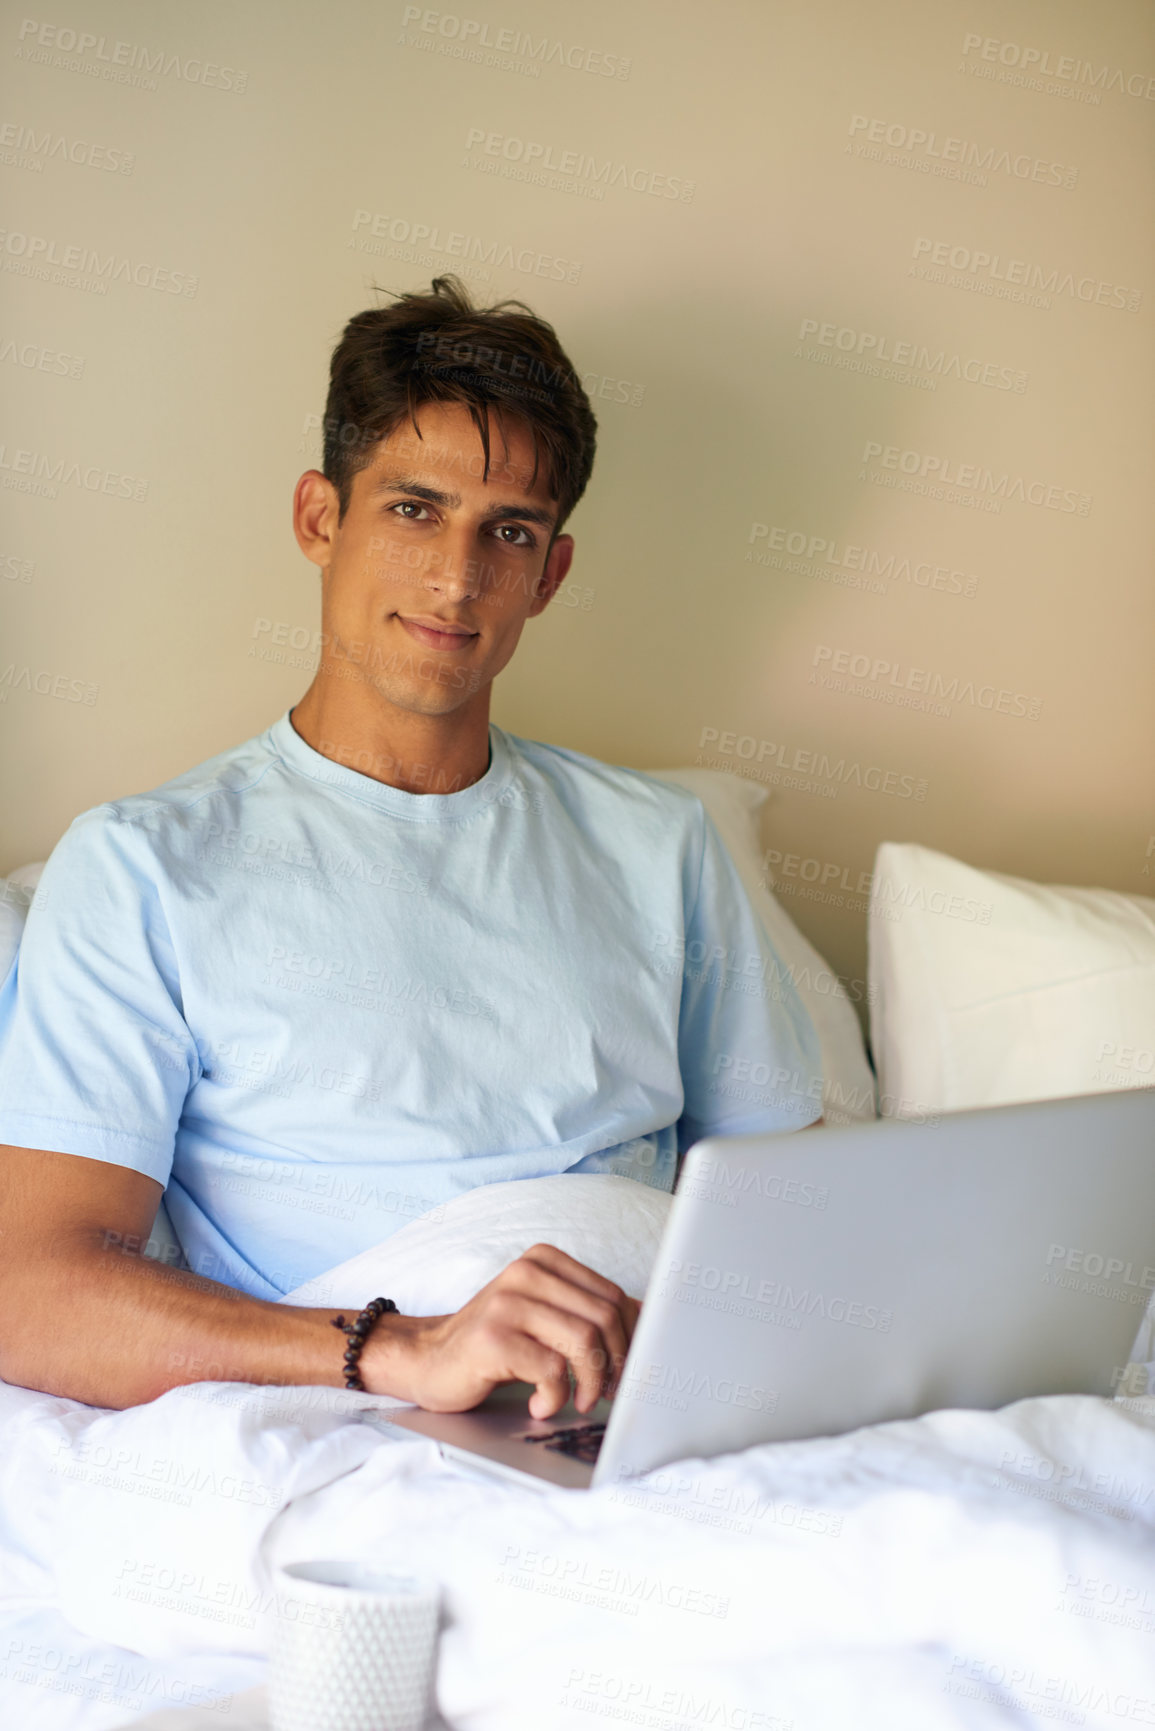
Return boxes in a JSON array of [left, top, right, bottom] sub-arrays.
[[289, 678, 492, 796]]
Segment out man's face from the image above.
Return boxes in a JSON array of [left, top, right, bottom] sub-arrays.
[[293, 400, 574, 720]]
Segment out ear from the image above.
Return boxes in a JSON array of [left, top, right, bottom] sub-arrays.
[[528, 534, 575, 616], [293, 471, 342, 571]]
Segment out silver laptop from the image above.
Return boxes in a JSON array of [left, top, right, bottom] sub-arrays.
[[381, 1087, 1155, 1491]]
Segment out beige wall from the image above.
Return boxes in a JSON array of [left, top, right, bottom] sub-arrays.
[[3, 0, 1153, 1032]]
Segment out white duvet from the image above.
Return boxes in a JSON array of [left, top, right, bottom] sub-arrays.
[[4, 1176, 1155, 1731]]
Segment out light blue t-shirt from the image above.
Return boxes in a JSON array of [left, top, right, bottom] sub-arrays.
[[0, 711, 823, 1298]]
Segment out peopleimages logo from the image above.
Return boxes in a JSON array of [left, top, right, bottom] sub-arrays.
[[0, 227, 197, 294], [847, 114, 1077, 188], [961, 33, 1155, 101], [0, 119, 135, 174], [350, 209, 581, 284], [463, 129, 695, 201], [14, 19, 248, 92], [861, 440, 1092, 515], [618, 1361, 777, 1415], [798, 317, 1027, 392], [911, 238, 1142, 314], [0, 663, 99, 705], [746, 523, 978, 597], [696, 726, 928, 802], [400, 8, 631, 78], [0, 442, 148, 500], [665, 1257, 893, 1333], [813, 645, 1043, 721]]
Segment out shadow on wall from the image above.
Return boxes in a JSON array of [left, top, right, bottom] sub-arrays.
[[505, 284, 1042, 1011]]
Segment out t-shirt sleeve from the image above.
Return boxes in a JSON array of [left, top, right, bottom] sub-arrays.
[[0, 805, 199, 1183], [676, 803, 824, 1152]]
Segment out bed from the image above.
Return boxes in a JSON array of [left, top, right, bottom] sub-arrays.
[[2, 765, 1154, 1731]]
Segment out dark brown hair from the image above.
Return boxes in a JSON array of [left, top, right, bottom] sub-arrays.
[[321, 275, 597, 537]]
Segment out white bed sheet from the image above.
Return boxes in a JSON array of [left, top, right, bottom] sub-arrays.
[[0, 1604, 262, 1730], [4, 1364, 1155, 1731]]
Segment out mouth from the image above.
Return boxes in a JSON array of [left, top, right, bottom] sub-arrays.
[[396, 615, 480, 651]]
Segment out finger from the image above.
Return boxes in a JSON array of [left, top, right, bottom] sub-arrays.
[[603, 1295, 643, 1397], [497, 1293, 618, 1415], [489, 1331, 572, 1420], [598, 1294, 647, 1402], [517, 1242, 634, 1308], [511, 1246, 637, 1360], [504, 1262, 630, 1370], [529, 1381, 570, 1421], [513, 1254, 644, 1403], [496, 1263, 630, 1391]]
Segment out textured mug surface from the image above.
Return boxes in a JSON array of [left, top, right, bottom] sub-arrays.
[[268, 1560, 441, 1731]]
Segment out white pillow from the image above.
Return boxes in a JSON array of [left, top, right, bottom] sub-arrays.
[[4, 861, 46, 892], [647, 767, 877, 1123], [868, 841, 1155, 1115], [282, 1173, 671, 1311], [0, 861, 45, 987], [0, 882, 30, 990]]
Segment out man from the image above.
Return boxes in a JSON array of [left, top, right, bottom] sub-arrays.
[[0, 276, 823, 1418]]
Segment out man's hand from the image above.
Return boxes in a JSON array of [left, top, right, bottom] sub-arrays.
[[363, 1243, 641, 1419]]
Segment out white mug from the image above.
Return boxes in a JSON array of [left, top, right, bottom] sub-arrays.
[[268, 1559, 441, 1731]]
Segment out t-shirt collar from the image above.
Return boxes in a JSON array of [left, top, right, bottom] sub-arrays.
[[264, 708, 515, 824]]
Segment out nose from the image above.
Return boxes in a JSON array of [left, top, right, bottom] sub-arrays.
[[422, 523, 485, 604]]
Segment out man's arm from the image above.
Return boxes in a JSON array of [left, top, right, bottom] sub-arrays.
[[0, 1146, 637, 1417]]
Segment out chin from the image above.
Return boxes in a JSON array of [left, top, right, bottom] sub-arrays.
[[370, 677, 473, 715]]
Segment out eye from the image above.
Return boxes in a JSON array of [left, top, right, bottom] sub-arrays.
[[494, 523, 535, 547], [391, 500, 432, 521]]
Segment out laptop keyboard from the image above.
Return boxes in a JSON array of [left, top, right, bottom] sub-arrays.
[[522, 1421, 608, 1465]]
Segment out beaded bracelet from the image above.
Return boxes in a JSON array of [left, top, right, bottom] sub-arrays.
[[331, 1296, 399, 1391]]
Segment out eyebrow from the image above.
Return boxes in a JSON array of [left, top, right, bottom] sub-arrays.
[[368, 474, 558, 531]]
